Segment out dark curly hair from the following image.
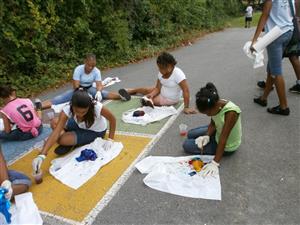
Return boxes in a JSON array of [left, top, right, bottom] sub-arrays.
[[156, 52, 177, 67], [195, 82, 219, 112], [0, 85, 15, 98]]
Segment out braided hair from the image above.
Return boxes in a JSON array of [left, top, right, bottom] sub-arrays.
[[195, 82, 219, 112]]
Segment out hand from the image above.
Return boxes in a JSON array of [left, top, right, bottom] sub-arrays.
[[250, 41, 256, 53], [1, 180, 13, 200], [102, 138, 113, 151], [95, 91, 102, 102], [32, 154, 46, 173], [200, 160, 219, 177], [183, 107, 197, 114], [195, 135, 210, 149]]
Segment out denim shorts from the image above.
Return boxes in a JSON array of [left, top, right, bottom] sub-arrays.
[[0, 125, 43, 141], [8, 170, 31, 186], [52, 87, 109, 105], [267, 30, 293, 76], [65, 118, 106, 145]]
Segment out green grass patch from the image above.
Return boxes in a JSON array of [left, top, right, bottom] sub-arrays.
[[227, 12, 261, 28]]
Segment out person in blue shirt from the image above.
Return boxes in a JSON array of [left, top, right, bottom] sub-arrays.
[[41, 53, 131, 109], [251, 0, 294, 115]]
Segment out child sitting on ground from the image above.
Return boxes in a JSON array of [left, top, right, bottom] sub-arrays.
[[182, 83, 242, 176], [0, 149, 31, 201], [32, 88, 116, 172], [125, 52, 196, 114], [0, 85, 43, 141]]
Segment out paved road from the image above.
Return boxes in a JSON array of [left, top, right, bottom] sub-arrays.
[[41, 28, 300, 225]]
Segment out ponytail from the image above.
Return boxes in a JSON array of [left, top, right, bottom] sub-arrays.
[[195, 82, 219, 112]]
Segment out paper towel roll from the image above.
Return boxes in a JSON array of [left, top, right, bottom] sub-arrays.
[[253, 26, 285, 52]]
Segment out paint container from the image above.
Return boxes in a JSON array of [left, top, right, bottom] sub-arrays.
[[179, 124, 188, 136], [47, 111, 55, 120], [33, 171, 43, 184]]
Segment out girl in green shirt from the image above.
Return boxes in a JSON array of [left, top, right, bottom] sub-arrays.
[[182, 83, 242, 177]]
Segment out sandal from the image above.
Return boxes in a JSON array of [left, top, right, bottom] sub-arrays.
[[267, 105, 290, 116], [253, 97, 267, 107]]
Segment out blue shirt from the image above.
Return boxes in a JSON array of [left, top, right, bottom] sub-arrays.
[[73, 64, 102, 87], [265, 0, 294, 33]]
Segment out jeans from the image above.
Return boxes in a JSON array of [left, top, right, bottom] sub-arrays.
[[8, 170, 31, 186], [182, 125, 217, 155], [267, 30, 293, 76], [65, 118, 106, 145], [0, 125, 43, 141], [52, 87, 109, 105]]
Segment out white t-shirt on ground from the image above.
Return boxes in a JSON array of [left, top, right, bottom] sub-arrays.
[[158, 67, 186, 101], [62, 102, 107, 132]]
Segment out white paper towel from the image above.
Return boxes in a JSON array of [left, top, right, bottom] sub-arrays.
[[253, 26, 285, 52]]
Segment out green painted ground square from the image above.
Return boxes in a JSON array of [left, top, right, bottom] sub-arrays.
[[105, 98, 183, 135]]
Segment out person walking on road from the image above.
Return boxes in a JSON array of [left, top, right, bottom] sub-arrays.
[[252, 0, 294, 115]]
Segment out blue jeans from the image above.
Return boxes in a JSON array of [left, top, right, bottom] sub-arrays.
[[52, 87, 109, 105], [8, 170, 31, 186], [267, 30, 293, 76], [0, 125, 43, 141], [182, 125, 217, 155], [65, 118, 106, 145]]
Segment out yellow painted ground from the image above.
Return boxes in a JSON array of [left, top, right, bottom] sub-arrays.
[[9, 134, 151, 222]]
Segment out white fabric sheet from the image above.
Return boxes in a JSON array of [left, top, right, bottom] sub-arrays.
[[135, 155, 221, 200], [0, 118, 4, 131], [243, 41, 264, 69], [92, 76, 121, 88], [49, 138, 123, 189], [0, 192, 43, 225], [122, 106, 177, 126], [51, 102, 68, 113]]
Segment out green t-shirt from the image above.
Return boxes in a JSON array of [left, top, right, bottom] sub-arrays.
[[212, 101, 242, 152]]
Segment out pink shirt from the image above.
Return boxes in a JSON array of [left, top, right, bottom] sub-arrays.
[[1, 98, 41, 137]]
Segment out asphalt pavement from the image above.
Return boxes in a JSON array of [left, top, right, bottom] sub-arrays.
[[40, 27, 300, 225]]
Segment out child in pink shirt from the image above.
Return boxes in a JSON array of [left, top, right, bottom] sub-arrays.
[[0, 86, 42, 141]]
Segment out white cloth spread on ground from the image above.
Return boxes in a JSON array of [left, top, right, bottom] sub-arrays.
[[49, 138, 123, 189], [92, 76, 121, 88], [135, 155, 221, 200], [51, 102, 69, 113], [0, 192, 43, 225], [243, 41, 264, 69], [122, 106, 177, 126]]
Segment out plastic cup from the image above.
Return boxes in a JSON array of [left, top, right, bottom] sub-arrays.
[[33, 171, 43, 184], [47, 111, 55, 120], [179, 124, 188, 136]]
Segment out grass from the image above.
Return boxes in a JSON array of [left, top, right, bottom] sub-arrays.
[[227, 12, 261, 28]]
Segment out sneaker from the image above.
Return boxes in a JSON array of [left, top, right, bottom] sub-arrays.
[[118, 89, 131, 101], [289, 83, 300, 94], [141, 96, 154, 108], [54, 145, 75, 155], [34, 98, 42, 111], [253, 97, 267, 107], [267, 105, 290, 116], [257, 80, 266, 88], [257, 80, 274, 90]]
